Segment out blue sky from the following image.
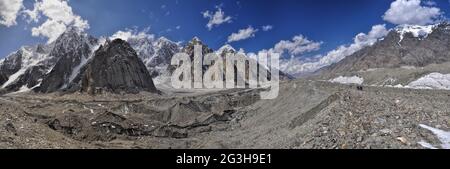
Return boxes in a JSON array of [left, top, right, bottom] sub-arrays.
[[1, 0, 450, 60]]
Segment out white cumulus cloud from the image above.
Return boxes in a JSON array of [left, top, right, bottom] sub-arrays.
[[0, 0, 24, 27], [262, 25, 273, 31], [24, 0, 90, 43], [246, 35, 322, 75], [202, 6, 232, 30], [227, 26, 258, 43], [273, 35, 322, 57], [383, 0, 442, 25], [110, 27, 154, 41]]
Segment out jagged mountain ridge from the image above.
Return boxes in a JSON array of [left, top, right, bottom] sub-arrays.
[[126, 36, 180, 79], [319, 22, 450, 75], [127, 35, 292, 85], [0, 43, 54, 92], [37, 28, 99, 93], [78, 39, 158, 94], [0, 28, 292, 94]]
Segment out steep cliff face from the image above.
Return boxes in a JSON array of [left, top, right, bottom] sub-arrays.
[[0, 44, 53, 92], [38, 28, 98, 93], [79, 39, 158, 94], [0, 50, 23, 86]]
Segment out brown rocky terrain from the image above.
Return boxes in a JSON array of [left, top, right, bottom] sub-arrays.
[[1, 79, 448, 149]]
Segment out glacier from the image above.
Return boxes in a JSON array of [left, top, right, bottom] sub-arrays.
[[406, 73, 450, 90]]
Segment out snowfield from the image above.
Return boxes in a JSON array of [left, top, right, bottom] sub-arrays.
[[65, 37, 106, 88], [406, 73, 450, 90], [395, 24, 436, 43], [1, 47, 47, 88], [329, 76, 364, 85]]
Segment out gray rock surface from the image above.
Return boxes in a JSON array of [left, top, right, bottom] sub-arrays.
[[79, 39, 158, 94], [0, 45, 54, 92], [38, 28, 97, 93]]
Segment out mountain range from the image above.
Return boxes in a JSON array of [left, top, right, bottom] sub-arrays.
[[1, 23, 450, 150], [3, 22, 450, 94], [320, 23, 450, 74], [0, 27, 292, 94], [311, 22, 450, 89]]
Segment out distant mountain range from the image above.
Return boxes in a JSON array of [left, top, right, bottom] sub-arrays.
[[0, 27, 291, 94], [320, 22, 450, 74], [4, 22, 450, 94], [317, 22, 450, 89]]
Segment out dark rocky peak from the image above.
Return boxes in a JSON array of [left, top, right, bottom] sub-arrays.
[[0, 50, 23, 74], [97, 38, 136, 56], [79, 38, 158, 94], [0, 41, 56, 91], [49, 27, 95, 58], [38, 28, 98, 93], [54, 27, 84, 44], [36, 44, 47, 54]]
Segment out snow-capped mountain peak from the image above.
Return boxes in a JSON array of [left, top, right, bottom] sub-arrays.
[[192, 36, 201, 42], [187, 37, 207, 47], [114, 34, 180, 84], [395, 24, 437, 43], [156, 36, 172, 43], [0, 45, 49, 89], [38, 28, 99, 93], [216, 44, 236, 56]]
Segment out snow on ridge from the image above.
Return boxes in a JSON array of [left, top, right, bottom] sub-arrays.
[[2, 68, 27, 88], [329, 76, 364, 85], [395, 24, 436, 43], [9, 85, 32, 94], [117, 33, 180, 84], [64, 38, 106, 88], [192, 36, 201, 42], [216, 44, 236, 55], [406, 72, 450, 90], [157, 36, 175, 44], [1, 47, 47, 88]]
